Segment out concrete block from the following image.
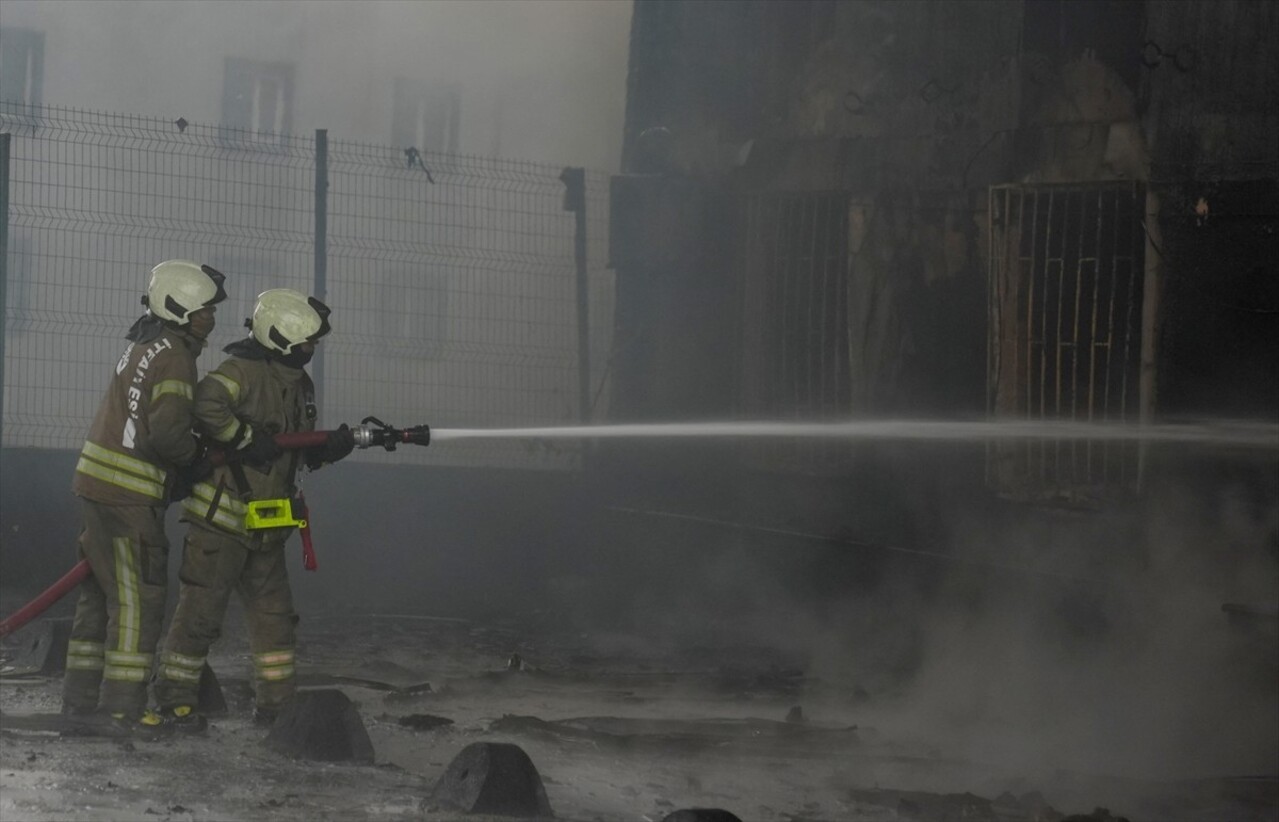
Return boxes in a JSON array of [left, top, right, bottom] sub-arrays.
[[197, 664, 228, 717], [262, 689, 374, 763], [431, 741, 553, 817], [0, 619, 69, 676], [660, 811, 743, 822]]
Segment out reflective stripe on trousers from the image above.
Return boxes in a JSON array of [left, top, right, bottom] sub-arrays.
[[254, 649, 295, 682], [66, 639, 105, 671], [104, 537, 151, 683], [159, 650, 206, 684]]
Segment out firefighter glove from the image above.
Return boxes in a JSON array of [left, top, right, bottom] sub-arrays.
[[237, 428, 283, 467], [169, 456, 214, 502], [306, 424, 355, 469]]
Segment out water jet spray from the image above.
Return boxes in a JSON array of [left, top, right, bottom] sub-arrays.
[[430, 419, 1279, 449]]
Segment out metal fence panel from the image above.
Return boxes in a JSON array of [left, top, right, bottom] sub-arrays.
[[0, 103, 613, 470], [0, 104, 315, 450], [323, 141, 613, 469]]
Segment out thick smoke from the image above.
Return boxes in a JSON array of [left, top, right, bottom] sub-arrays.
[[1, 0, 630, 169], [587, 439, 1278, 797]]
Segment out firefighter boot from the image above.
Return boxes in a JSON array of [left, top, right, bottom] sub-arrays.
[[110, 709, 174, 741], [162, 705, 209, 735]]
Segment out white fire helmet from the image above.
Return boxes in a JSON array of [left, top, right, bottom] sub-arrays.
[[145, 260, 227, 325], [249, 288, 332, 354]]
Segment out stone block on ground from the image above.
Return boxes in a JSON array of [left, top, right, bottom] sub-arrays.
[[660, 810, 744, 822], [431, 741, 553, 817], [0, 619, 70, 677], [261, 689, 374, 763], [197, 664, 228, 717]]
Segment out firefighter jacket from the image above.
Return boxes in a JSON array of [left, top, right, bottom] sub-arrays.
[[72, 317, 204, 507], [181, 339, 317, 543]]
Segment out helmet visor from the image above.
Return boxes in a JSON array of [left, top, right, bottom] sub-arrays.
[[305, 296, 332, 341], [200, 265, 229, 307]]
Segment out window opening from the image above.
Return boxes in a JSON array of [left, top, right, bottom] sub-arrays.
[[221, 58, 295, 141], [391, 77, 461, 156], [0, 27, 45, 111]]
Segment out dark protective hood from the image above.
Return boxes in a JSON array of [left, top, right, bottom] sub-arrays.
[[223, 336, 312, 368], [125, 313, 167, 343], [126, 313, 207, 353], [223, 337, 275, 360]]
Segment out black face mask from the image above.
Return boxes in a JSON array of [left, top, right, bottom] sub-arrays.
[[279, 347, 314, 368]]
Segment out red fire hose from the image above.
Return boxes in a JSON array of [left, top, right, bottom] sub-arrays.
[[0, 561, 93, 639], [0, 419, 429, 639]]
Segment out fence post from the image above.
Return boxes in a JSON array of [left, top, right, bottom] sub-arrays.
[[0, 133, 10, 455], [560, 167, 589, 423], [313, 129, 328, 410]]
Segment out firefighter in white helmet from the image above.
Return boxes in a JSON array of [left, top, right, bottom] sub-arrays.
[[156, 289, 354, 731], [63, 260, 227, 737]]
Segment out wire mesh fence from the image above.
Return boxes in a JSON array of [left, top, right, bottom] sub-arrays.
[[0, 102, 613, 470]]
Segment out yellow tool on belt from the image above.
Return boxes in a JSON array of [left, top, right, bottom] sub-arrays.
[[245, 498, 307, 530]]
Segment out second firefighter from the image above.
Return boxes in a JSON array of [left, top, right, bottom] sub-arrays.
[[155, 288, 355, 730]]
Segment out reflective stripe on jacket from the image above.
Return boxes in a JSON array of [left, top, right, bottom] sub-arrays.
[[181, 481, 248, 534], [76, 441, 169, 500]]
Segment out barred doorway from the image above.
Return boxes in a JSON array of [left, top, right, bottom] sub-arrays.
[[987, 182, 1149, 502], [739, 191, 851, 472]]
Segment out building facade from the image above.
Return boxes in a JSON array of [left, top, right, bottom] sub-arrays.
[[609, 0, 1277, 504]]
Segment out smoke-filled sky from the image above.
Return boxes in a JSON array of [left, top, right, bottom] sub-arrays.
[[2, 0, 632, 169]]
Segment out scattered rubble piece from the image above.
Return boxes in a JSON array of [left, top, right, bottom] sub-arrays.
[[197, 664, 228, 717], [395, 713, 454, 731], [659, 809, 743, 822], [0, 620, 69, 677], [430, 741, 554, 817], [262, 689, 374, 763]]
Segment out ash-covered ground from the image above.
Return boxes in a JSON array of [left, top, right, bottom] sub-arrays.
[[2, 598, 1275, 822]]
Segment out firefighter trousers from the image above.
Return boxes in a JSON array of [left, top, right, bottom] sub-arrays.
[[155, 525, 299, 712], [63, 500, 170, 715]]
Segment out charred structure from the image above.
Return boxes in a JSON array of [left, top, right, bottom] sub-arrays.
[[602, 0, 1277, 608]]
